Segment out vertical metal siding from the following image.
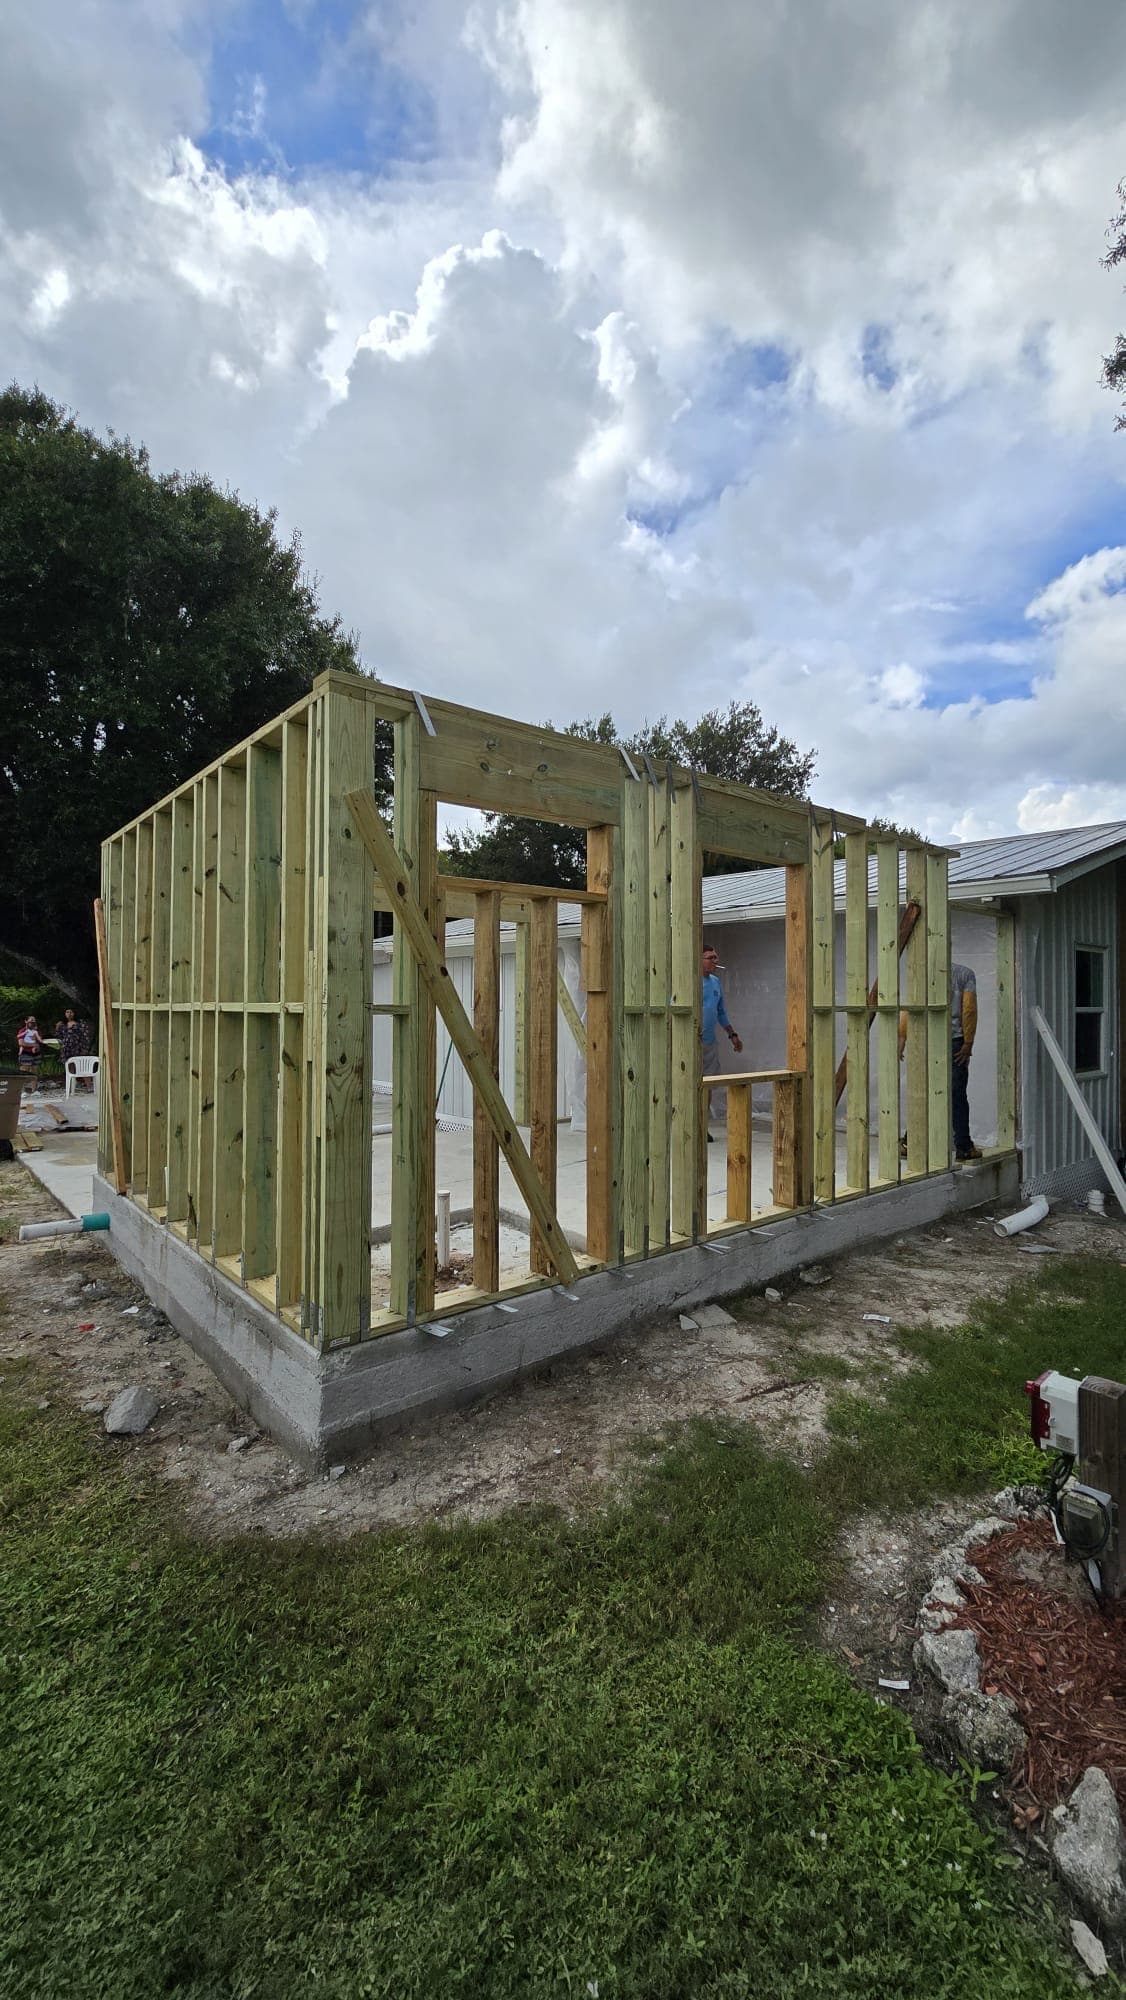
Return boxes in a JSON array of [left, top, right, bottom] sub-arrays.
[[372, 941, 572, 1125], [1021, 868, 1120, 1191]]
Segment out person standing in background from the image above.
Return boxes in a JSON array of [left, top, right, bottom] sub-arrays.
[[949, 962, 981, 1161], [56, 1007, 94, 1091], [16, 1016, 42, 1091], [898, 962, 981, 1161], [701, 942, 743, 1140]]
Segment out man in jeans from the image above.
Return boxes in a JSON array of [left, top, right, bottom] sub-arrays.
[[899, 962, 981, 1161], [701, 942, 743, 1140], [950, 962, 981, 1161]]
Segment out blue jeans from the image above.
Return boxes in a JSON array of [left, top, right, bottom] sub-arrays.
[[952, 1038, 972, 1155]]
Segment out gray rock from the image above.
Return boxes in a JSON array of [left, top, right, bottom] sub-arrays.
[[799, 1264, 831, 1287], [328, 1463, 347, 1481], [931, 1542, 985, 1589], [964, 1516, 1010, 1549], [678, 1314, 699, 1332], [928, 1518, 1009, 1592], [103, 1386, 160, 1437], [764, 1287, 783, 1303], [694, 1303, 736, 1329], [940, 1688, 1024, 1767], [227, 1435, 251, 1454], [1070, 1919, 1109, 1978], [80, 1400, 105, 1416], [1050, 1769, 1126, 1935], [919, 1575, 964, 1631], [913, 1625, 981, 1694]]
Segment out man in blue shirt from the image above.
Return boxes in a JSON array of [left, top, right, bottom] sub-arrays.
[[701, 942, 742, 1138]]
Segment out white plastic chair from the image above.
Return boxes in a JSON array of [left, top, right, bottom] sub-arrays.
[[65, 1056, 99, 1096]]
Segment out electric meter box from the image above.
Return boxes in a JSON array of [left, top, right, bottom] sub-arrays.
[[1025, 1370, 1084, 1455]]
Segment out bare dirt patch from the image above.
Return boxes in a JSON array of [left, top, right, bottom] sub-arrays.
[[2, 1155, 1123, 1542]]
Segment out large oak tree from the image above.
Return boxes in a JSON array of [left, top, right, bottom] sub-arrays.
[[0, 386, 364, 997]]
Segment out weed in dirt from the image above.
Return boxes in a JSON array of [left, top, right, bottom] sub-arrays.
[[0, 1354, 1095, 1999], [766, 1345, 855, 1385]]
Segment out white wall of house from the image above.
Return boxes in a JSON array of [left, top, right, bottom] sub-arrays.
[[372, 937, 582, 1127]]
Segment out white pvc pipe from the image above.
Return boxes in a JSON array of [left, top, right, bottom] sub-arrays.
[[436, 1189, 451, 1268], [994, 1194, 1049, 1239], [18, 1212, 111, 1242]]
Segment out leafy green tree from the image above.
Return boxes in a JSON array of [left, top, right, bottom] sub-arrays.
[[1102, 179, 1126, 427], [0, 385, 370, 998], [443, 701, 815, 887]]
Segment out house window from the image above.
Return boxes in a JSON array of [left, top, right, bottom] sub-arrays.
[[1074, 947, 1106, 1075]]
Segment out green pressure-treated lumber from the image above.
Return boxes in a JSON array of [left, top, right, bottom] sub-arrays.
[[996, 908, 1017, 1153], [165, 794, 194, 1225], [246, 742, 282, 1005], [390, 716, 439, 1322], [193, 773, 220, 1246], [926, 849, 950, 1172], [647, 781, 672, 1249], [211, 763, 246, 1261], [513, 916, 531, 1125], [583, 827, 617, 1264], [313, 688, 374, 1344], [774, 858, 813, 1210], [96, 846, 111, 1179], [843, 832, 869, 1193], [620, 776, 650, 1259], [93, 894, 126, 1195], [556, 967, 587, 1061], [473, 891, 501, 1293], [131, 817, 153, 1194], [529, 896, 559, 1276], [904, 848, 929, 1178], [241, 743, 282, 1287], [875, 841, 901, 1185], [347, 788, 579, 1286], [669, 780, 703, 1243], [118, 827, 136, 1185], [145, 809, 171, 1207], [277, 717, 308, 1312], [811, 813, 836, 1202]]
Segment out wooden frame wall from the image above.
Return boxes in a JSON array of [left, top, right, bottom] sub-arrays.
[[101, 669, 960, 1351]]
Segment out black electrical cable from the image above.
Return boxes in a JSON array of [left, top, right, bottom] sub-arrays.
[[1045, 1449, 1074, 1530], [1043, 1450, 1112, 1603]]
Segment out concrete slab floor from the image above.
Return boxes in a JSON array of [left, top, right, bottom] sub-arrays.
[[21, 1128, 97, 1220], [371, 1115, 883, 1242]]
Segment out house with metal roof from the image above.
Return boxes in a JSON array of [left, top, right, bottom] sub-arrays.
[[373, 821, 1126, 1203]]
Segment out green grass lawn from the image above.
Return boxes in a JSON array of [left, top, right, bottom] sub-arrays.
[[2, 1257, 1125, 1997]]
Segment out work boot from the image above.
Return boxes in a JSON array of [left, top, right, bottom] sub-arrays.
[[955, 1144, 983, 1162]]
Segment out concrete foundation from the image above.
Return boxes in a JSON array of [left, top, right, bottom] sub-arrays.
[[94, 1156, 1020, 1469]]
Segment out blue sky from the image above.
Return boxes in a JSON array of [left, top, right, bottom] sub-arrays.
[[199, 0, 437, 177]]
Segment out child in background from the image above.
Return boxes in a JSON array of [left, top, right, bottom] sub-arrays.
[[16, 1016, 43, 1090]]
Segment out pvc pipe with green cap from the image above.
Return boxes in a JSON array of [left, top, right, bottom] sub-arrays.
[[18, 1213, 111, 1243]]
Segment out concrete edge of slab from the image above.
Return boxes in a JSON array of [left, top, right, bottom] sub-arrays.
[[94, 1157, 1019, 1469], [92, 1174, 323, 1468]]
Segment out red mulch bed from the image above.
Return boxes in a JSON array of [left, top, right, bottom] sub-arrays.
[[952, 1516, 1126, 1827]]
